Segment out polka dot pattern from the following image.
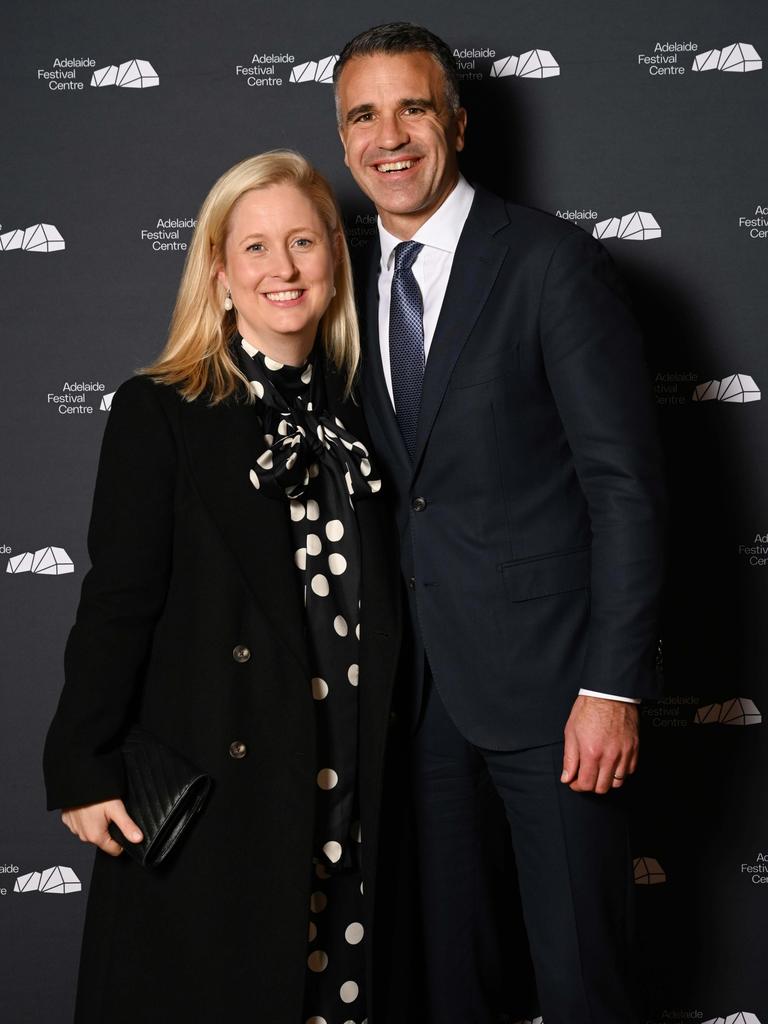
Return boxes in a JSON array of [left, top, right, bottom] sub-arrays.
[[317, 768, 339, 790], [308, 951, 328, 973], [340, 981, 359, 1004], [326, 520, 344, 542], [236, 339, 370, 1022]]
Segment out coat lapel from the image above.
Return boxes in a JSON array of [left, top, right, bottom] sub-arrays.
[[410, 189, 510, 474], [180, 392, 310, 678]]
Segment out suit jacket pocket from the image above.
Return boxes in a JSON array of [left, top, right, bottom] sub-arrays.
[[499, 546, 590, 602]]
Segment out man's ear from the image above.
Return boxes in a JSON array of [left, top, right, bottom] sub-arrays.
[[454, 107, 468, 153], [338, 125, 350, 168]]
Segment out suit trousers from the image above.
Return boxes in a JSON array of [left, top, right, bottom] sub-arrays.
[[411, 671, 638, 1024]]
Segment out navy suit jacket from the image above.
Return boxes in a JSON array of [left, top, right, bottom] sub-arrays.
[[357, 185, 666, 750]]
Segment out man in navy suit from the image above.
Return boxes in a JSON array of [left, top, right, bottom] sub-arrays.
[[334, 23, 665, 1023]]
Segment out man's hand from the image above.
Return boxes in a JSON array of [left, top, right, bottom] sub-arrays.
[[561, 695, 639, 794], [61, 799, 143, 857]]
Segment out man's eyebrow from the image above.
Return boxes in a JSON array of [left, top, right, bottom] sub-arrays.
[[399, 97, 436, 111], [344, 97, 437, 123], [345, 103, 374, 123]]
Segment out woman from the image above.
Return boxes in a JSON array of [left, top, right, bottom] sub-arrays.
[[43, 151, 401, 1024]]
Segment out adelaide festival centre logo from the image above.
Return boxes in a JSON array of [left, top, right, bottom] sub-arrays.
[[593, 211, 661, 241], [703, 1014, 762, 1024], [6, 547, 74, 575], [692, 374, 761, 403], [0, 223, 65, 252], [694, 698, 762, 726], [36, 56, 157, 91], [739, 533, 768, 568], [14, 866, 82, 894], [90, 58, 159, 88], [693, 44, 763, 73], [633, 857, 666, 884], [290, 54, 337, 84], [490, 49, 560, 78]]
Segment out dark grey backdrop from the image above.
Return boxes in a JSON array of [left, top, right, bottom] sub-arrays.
[[1, 1, 767, 1021]]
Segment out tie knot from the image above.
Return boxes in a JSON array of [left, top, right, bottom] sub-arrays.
[[393, 240, 423, 273]]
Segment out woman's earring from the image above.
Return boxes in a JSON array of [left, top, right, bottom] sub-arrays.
[[331, 285, 337, 298], [224, 289, 233, 311]]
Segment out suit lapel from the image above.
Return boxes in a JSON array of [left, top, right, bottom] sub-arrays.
[[179, 392, 310, 678], [410, 190, 509, 474]]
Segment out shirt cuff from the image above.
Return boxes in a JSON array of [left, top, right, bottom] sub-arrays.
[[578, 688, 641, 704]]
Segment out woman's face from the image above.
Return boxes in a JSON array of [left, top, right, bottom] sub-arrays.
[[218, 183, 338, 363]]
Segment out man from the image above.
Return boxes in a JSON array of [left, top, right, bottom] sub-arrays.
[[334, 23, 666, 1024]]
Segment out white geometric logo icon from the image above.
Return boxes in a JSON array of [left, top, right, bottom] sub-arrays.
[[694, 698, 762, 726], [290, 55, 338, 84], [91, 59, 159, 88], [490, 49, 560, 79], [633, 856, 666, 884], [6, 547, 74, 575], [593, 212, 661, 241], [692, 374, 761, 403], [693, 43, 762, 73], [703, 1014, 762, 1024], [14, 866, 82, 894], [0, 223, 65, 252], [100, 391, 115, 412]]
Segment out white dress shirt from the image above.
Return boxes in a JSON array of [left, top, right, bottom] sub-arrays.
[[376, 177, 639, 706]]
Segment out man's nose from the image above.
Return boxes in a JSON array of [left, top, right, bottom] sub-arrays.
[[373, 111, 410, 151]]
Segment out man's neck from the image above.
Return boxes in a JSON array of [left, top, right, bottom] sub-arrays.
[[378, 175, 460, 241]]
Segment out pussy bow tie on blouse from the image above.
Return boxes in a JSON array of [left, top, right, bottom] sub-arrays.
[[237, 342, 382, 505]]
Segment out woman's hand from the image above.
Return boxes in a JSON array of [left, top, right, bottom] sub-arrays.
[[61, 800, 143, 857]]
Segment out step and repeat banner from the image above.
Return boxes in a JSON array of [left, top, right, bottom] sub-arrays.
[[1, 0, 766, 1021]]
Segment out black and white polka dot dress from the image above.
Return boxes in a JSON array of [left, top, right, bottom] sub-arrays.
[[237, 337, 379, 1024]]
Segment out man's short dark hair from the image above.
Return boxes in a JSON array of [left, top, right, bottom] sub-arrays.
[[333, 22, 461, 123]]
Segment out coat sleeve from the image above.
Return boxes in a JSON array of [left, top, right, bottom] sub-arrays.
[[539, 229, 667, 699], [43, 376, 176, 810]]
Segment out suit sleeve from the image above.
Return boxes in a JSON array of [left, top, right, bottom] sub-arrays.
[[539, 229, 666, 699], [43, 376, 176, 810]]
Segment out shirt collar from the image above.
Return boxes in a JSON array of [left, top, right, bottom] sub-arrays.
[[378, 175, 475, 271]]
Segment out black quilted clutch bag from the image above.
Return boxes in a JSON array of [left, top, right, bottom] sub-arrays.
[[107, 725, 211, 867]]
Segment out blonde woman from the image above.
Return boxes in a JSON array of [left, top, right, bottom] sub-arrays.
[[44, 151, 401, 1024]]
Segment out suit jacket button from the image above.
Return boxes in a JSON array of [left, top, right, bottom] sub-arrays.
[[229, 740, 247, 759], [407, 577, 416, 591], [232, 645, 251, 663], [411, 497, 427, 512]]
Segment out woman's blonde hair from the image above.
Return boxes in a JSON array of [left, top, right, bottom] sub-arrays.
[[142, 150, 359, 402]]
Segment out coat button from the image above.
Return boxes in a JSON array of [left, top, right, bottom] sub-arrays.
[[411, 497, 427, 512], [407, 577, 416, 591], [229, 740, 247, 759], [232, 644, 251, 663]]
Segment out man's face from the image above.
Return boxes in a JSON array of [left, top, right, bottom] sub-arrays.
[[336, 51, 467, 236]]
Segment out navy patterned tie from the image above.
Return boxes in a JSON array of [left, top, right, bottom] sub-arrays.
[[389, 240, 425, 459]]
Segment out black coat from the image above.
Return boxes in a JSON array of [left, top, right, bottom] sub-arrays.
[[43, 360, 402, 1023], [359, 186, 666, 748]]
